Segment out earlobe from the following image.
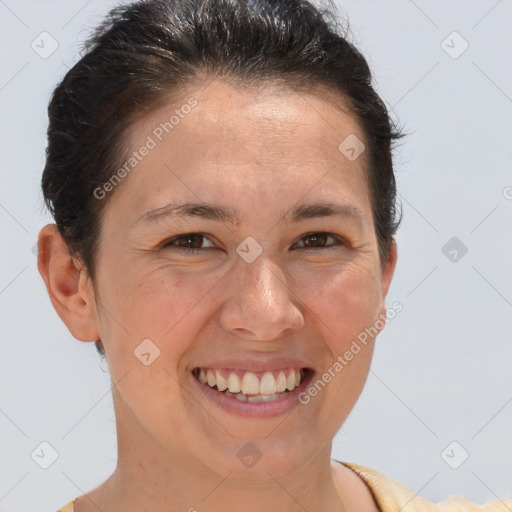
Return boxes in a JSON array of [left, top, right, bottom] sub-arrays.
[[37, 224, 100, 342]]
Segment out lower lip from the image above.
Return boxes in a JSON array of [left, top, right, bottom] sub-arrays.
[[192, 370, 314, 418]]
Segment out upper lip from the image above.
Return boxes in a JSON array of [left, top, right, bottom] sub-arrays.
[[192, 358, 314, 373]]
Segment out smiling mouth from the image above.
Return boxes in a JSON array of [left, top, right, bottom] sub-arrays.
[[192, 367, 311, 403]]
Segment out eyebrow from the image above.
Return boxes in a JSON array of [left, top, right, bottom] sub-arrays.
[[130, 201, 365, 229]]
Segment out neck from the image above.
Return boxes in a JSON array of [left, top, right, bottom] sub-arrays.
[[85, 387, 349, 512], [102, 443, 346, 512], [95, 416, 347, 512]]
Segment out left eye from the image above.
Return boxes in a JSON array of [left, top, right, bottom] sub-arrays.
[[293, 232, 343, 250], [162, 232, 343, 253]]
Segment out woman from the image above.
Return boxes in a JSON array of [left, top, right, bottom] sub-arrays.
[[36, 0, 511, 510]]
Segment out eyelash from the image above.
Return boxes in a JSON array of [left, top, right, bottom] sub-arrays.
[[161, 232, 345, 254]]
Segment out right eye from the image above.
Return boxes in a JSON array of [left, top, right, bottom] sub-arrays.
[[161, 233, 216, 253]]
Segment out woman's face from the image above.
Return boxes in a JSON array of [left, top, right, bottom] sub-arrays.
[[81, 80, 396, 477]]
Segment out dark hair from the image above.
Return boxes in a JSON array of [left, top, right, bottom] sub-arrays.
[[41, 0, 406, 358]]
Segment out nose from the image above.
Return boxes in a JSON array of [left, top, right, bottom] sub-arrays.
[[219, 255, 305, 341]]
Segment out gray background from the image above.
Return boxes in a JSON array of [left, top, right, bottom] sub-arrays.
[[0, 0, 511, 510]]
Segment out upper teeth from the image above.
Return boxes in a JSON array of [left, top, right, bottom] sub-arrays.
[[196, 368, 303, 395]]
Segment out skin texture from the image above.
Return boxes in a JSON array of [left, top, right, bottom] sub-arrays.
[[38, 79, 396, 512]]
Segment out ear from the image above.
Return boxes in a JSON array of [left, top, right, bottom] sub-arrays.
[[378, 239, 398, 318], [37, 224, 100, 342]]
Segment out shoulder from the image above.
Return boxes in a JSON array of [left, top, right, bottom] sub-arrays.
[[56, 498, 77, 512], [341, 461, 512, 512]]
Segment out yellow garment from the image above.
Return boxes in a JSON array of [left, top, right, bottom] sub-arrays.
[[341, 462, 512, 511], [57, 499, 75, 512], [56, 461, 512, 511]]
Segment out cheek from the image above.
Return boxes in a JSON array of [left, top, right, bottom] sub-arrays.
[[110, 362, 192, 451], [299, 263, 382, 344], [105, 261, 382, 356], [101, 261, 224, 343], [297, 266, 379, 430], [99, 252, 382, 371]]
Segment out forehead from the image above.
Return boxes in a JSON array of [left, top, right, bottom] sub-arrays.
[[109, 79, 371, 225], [144, 79, 365, 163]]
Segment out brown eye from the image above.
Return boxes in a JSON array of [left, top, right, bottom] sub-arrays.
[[294, 232, 343, 250], [163, 233, 215, 252]]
